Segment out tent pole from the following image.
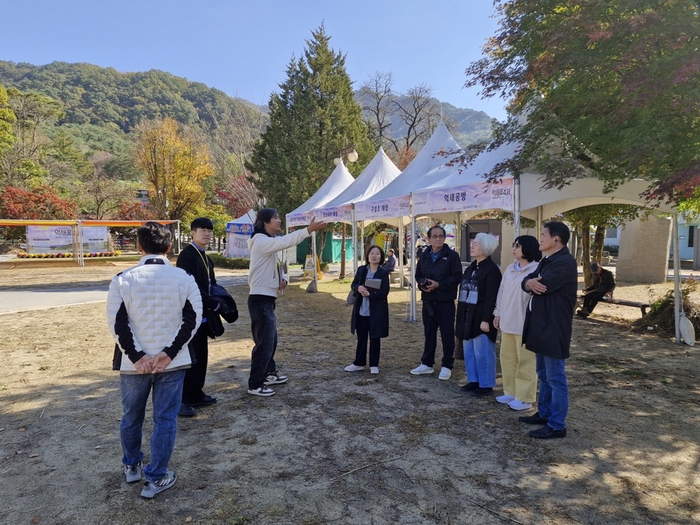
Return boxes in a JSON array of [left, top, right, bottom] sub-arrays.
[[536, 206, 543, 234], [514, 176, 521, 238], [673, 212, 681, 344], [352, 207, 358, 274], [398, 217, 405, 289], [360, 224, 365, 265], [410, 207, 417, 322], [454, 213, 461, 255]]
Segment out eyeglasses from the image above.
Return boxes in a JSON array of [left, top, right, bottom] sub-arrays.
[[512, 242, 520, 248], [430, 234, 445, 239]]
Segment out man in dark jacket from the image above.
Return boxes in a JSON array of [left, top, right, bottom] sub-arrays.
[[578, 262, 615, 317], [519, 222, 578, 439], [176, 217, 219, 417], [410, 225, 462, 381]]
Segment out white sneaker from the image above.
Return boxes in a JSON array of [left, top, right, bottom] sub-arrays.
[[410, 364, 434, 375], [496, 394, 515, 404], [344, 364, 365, 372], [370, 367, 379, 374], [438, 367, 451, 380], [508, 400, 533, 411], [140, 470, 176, 499]]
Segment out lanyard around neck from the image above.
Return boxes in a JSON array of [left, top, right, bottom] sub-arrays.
[[191, 243, 210, 282]]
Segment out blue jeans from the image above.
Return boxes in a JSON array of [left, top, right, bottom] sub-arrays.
[[248, 298, 278, 390], [462, 334, 496, 387], [536, 354, 568, 430], [421, 301, 456, 369], [120, 369, 185, 482]]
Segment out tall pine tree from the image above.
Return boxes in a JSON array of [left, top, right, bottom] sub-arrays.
[[247, 25, 372, 215]]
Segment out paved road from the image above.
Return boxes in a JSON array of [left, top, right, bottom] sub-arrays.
[[0, 274, 250, 315]]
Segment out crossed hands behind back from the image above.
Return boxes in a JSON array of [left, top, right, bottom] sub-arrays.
[[134, 352, 173, 374]]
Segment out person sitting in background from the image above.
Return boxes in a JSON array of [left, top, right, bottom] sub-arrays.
[[577, 262, 616, 318], [382, 249, 397, 272]]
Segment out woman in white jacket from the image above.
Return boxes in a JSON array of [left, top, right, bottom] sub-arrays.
[[493, 235, 541, 411]]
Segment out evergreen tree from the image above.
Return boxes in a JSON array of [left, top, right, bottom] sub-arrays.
[[247, 25, 372, 215]]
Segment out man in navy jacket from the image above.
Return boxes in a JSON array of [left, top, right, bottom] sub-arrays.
[[410, 225, 462, 381]]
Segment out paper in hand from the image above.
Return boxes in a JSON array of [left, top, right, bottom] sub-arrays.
[[364, 278, 382, 289]]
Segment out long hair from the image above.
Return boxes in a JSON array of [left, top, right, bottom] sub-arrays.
[[253, 208, 279, 236]]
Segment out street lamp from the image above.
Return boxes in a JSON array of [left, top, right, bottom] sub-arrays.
[[334, 144, 358, 166]]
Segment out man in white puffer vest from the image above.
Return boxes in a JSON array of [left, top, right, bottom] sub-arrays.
[[107, 222, 202, 499]]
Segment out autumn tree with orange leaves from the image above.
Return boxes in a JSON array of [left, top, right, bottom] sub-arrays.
[[134, 118, 215, 221]]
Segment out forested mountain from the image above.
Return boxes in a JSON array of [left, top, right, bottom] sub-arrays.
[[0, 60, 265, 155], [0, 61, 492, 156], [0, 60, 493, 224]]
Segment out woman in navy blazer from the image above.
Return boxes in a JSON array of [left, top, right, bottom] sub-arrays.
[[345, 245, 390, 375]]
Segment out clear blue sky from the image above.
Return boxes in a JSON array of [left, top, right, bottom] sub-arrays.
[[1, 0, 508, 121]]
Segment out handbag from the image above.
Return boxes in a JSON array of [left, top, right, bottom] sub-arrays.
[[346, 291, 356, 305]]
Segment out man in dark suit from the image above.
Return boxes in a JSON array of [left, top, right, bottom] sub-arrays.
[[176, 217, 219, 416]]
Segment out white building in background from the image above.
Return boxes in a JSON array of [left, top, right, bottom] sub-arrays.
[[604, 220, 698, 263]]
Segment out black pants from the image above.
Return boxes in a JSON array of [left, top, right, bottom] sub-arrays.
[[583, 291, 606, 313], [248, 298, 278, 390], [421, 301, 456, 369], [354, 314, 381, 367], [182, 323, 209, 404]]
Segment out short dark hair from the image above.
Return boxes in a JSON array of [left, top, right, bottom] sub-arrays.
[[253, 208, 279, 235], [590, 262, 600, 272], [515, 235, 542, 262], [137, 222, 172, 255], [365, 244, 385, 265], [427, 225, 446, 239], [190, 217, 214, 231], [544, 221, 570, 245]]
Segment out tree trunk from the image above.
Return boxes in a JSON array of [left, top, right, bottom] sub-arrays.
[[581, 219, 593, 287], [318, 230, 328, 263], [593, 225, 606, 264]]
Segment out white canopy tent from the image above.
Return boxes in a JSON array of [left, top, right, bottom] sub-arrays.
[[225, 209, 256, 258], [355, 121, 464, 224], [285, 161, 355, 287], [286, 161, 355, 227], [312, 147, 401, 272], [354, 122, 469, 319]]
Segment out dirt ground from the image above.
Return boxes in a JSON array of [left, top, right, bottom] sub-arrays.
[[1, 261, 700, 525]]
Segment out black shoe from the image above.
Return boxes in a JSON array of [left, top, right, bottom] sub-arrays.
[[189, 395, 217, 407], [178, 403, 195, 417], [529, 425, 567, 439], [576, 309, 590, 318], [518, 412, 548, 425], [471, 387, 494, 397], [460, 382, 479, 392]]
